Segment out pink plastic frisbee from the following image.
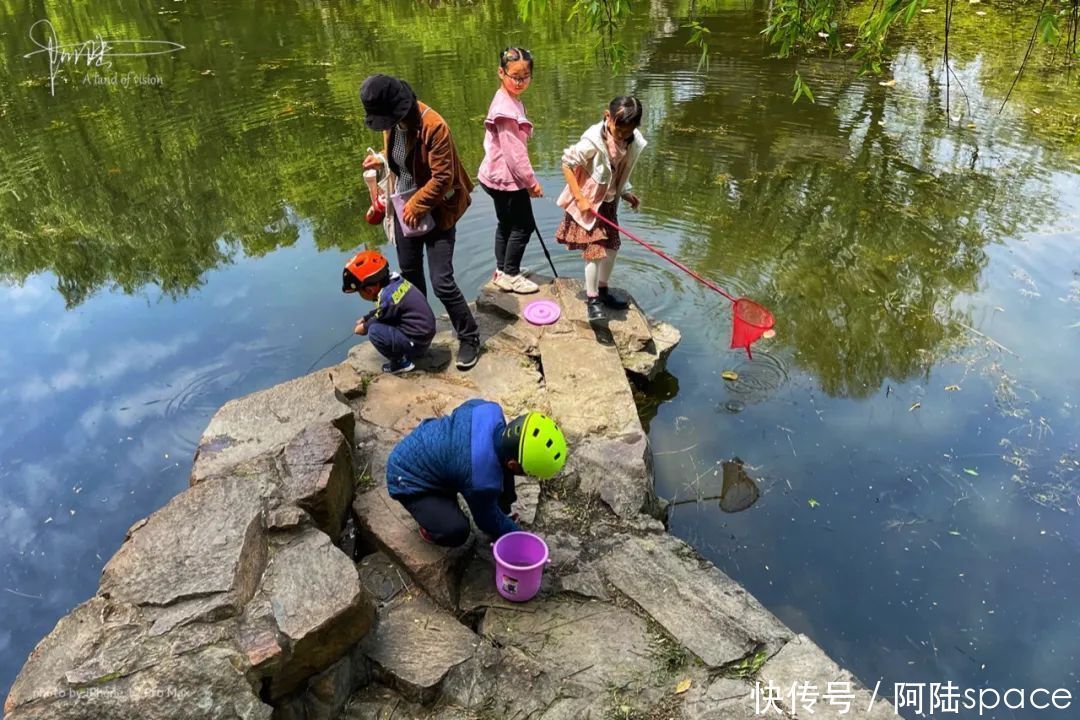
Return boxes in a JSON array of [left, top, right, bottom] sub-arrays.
[[523, 300, 561, 326]]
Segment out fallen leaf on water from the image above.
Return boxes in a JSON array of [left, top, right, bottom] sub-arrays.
[[1032, 108, 1042, 115], [963, 468, 979, 477], [975, 10, 987, 14], [200, 69, 215, 77], [945, 385, 961, 392], [994, 306, 1005, 312], [879, 79, 897, 87], [762, 329, 776, 339], [808, 498, 820, 508], [909, 402, 922, 411], [967, 123, 977, 129], [948, 530, 961, 536], [675, 678, 692, 694], [722, 371, 739, 381], [921, 7, 936, 12]]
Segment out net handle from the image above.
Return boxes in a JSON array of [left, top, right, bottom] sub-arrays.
[[592, 213, 737, 303]]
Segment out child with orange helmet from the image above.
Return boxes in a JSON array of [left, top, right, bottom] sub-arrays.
[[343, 249, 436, 374]]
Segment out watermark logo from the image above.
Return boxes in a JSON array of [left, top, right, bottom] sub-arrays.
[[22, 19, 185, 96], [752, 680, 1074, 715]]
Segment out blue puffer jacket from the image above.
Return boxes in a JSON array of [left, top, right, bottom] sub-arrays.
[[386, 399, 520, 539]]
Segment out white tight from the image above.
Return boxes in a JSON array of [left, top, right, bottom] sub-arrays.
[[584, 251, 618, 297]]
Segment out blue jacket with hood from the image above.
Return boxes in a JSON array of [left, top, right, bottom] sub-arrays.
[[386, 399, 520, 539]]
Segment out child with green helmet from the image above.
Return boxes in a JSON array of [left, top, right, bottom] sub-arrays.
[[386, 399, 568, 546]]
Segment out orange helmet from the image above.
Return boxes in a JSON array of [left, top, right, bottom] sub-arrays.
[[343, 250, 389, 293]]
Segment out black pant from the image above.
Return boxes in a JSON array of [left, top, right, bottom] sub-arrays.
[[482, 184, 535, 276], [393, 217, 479, 345], [397, 478, 517, 548]]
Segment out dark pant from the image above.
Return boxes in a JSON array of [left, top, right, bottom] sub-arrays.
[[482, 184, 535, 276], [393, 217, 479, 345], [367, 323, 430, 363], [397, 478, 517, 548]]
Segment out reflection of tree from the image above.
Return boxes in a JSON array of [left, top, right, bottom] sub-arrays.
[[0, 0, 640, 308], [0, 0, 421, 307], [627, 17, 1058, 397]]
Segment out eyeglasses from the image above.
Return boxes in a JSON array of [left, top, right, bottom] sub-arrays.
[[507, 74, 532, 84]]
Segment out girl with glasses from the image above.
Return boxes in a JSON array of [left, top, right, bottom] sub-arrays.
[[478, 47, 544, 294]]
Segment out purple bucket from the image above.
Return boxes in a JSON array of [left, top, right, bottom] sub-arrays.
[[492, 531, 550, 602]]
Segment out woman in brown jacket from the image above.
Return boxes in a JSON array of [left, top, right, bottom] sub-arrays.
[[360, 74, 481, 370]]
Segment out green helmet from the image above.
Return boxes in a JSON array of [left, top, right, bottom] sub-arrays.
[[503, 412, 567, 479]]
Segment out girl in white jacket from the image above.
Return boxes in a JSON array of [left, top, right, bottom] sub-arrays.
[[555, 96, 647, 321]]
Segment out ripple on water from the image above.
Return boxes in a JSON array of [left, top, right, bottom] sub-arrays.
[[718, 350, 789, 406]]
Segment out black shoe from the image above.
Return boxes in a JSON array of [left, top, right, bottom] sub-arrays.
[[455, 340, 480, 370], [598, 287, 629, 310], [587, 297, 605, 322]]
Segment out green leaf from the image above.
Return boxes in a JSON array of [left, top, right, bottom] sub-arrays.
[[808, 498, 820, 508], [963, 468, 979, 477], [903, 0, 922, 24]]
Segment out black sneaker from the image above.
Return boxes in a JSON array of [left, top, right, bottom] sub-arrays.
[[455, 340, 480, 370], [598, 287, 629, 310], [382, 357, 416, 374], [587, 297, 605, 322]]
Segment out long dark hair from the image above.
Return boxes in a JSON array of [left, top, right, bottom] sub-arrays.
[[608, 96, 643, 128], [499, 47, 534, 72]]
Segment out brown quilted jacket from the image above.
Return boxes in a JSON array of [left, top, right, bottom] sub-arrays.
[[382, 101, 473, 230]]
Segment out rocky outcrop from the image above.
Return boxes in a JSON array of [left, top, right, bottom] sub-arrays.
[[6, 376, 373, 720], [190, 370, 354, 485], [9, 276, 894, 720]]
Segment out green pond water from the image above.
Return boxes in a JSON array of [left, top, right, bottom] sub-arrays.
[[1, 0, 1078, 714]]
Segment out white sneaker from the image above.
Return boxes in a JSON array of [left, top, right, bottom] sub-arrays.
[[492, 270, 515, 292], [506, 273, 539, 294]]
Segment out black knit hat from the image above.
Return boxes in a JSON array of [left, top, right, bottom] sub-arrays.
[[360, 74, 416, 131]]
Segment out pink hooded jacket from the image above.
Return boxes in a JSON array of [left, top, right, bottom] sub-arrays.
[[477, 89, 537, 192]]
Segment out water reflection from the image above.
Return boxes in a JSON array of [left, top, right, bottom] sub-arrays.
[[1, 0, 1079, 713]]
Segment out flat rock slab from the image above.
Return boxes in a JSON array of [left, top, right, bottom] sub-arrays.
[[6, 631, 270, 720], [599, 534, 792, 668], [573, 431, 655, 518], [678, 677, 761, 720], [442, 349, 544, 418], [538, 333, 642, 439], [441, 641, 594, 717], [479, 597, 660, 693], [100, 474, 267, 612], [759, 635, 895, 719], [360, 593, 479, 704], [553, 278, 652, 353], [191, 370, 353, 484], [558, 567, 609, 601], [353, 486, 472, 609], [260, 529, 376, 697], [357, 374, 476, 435]]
